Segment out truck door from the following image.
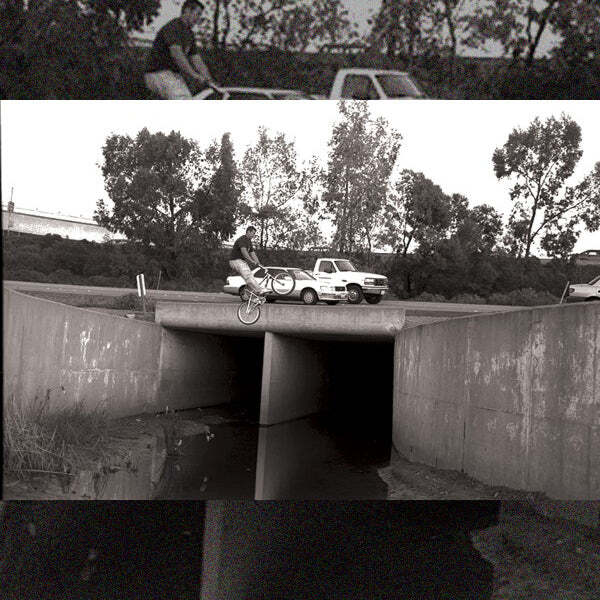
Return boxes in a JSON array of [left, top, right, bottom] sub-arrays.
[[316, 260, 335, 279]]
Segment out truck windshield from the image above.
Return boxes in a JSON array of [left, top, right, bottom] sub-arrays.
[[376, 74, 424, 98], [334, 260, 356, 272]]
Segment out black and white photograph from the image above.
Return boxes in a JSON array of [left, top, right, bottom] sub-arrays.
[[1, 0, 599, 99], [2, 2, 600, 599]]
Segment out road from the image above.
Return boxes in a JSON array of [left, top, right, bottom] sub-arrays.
[[3, 280, 522, 317]]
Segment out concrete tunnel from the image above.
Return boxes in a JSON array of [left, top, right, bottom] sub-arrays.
[[155, 303, 403, 433]]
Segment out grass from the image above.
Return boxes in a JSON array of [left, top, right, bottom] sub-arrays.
[[3, 391, 114, 485]]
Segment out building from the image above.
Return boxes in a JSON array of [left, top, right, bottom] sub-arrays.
[[1, 204, 124, 243]]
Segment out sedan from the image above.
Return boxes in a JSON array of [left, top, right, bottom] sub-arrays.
[[565, 275, 600, 302], [195, 87, 313, 100], [573, 249, 600, 267], [223, 266, 348, 305]]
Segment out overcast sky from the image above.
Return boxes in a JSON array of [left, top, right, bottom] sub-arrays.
[[139, 0, 557, 57], [2, 100, 598, 255]]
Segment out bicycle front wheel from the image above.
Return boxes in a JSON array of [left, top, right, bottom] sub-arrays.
[[237, 301, 261, 325], [271, 272, 295, 296]]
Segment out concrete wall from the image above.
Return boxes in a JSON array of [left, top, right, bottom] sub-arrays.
[[393, 302, 600, 499], [3, 288, 162, 417], [2, 288, 231, 418]]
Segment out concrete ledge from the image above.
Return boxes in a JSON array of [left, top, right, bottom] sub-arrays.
[[155, 301, 405, 340]]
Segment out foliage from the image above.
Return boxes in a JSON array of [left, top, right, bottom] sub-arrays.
[[324, 101, 402, 253], [493, 113, 600, 258], [377, 169, 452, 256], [97, 128, 239, 279], [239, 126, 305, 249], [0, 0, 156, 98]]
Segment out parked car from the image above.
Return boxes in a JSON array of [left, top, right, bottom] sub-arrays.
[[565, 275, 600, 302], [573, 249, 600, 267], [195, 87, 313, 100], [223, 266, 348, 305]]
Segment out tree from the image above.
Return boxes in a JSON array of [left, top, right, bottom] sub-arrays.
[[549, 0, 600, 64], [239, 127, 304, 249], [193, 132, 242, 244], [377, 170, 451, 256], [493, 113, 600, 258], [324, 101, 402, 254], [466, 0, 564, 65], [454, 203, 504, 253], [96, 128, 214, 278], [367, 0, 437, 62]]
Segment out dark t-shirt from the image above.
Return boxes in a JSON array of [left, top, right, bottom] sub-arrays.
[[230, 235, 255, 263], [145, 17, 198, 74]]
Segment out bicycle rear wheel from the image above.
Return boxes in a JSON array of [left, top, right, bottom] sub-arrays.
[[271, 272, 295, 296], [237, 301, 261, 324]]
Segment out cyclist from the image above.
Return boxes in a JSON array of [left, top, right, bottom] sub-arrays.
[[229, 226, 267, 296], [144, 0, 218, 99]]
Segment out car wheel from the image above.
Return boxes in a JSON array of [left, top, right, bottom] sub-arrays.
[[365, 295, 382, 305], [347, 285, 363, 304], [301, 288, 318, 305], [325, 301, 339, 305], [239, 286, 250, 301]]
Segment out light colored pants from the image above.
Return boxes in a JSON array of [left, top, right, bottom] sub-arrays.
[[145, 70, 192, 99], [229, 259, 263, 294]]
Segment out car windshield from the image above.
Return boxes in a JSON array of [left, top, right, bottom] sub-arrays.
[[589, 276, 600, 285], [334, 260, 356, 272], [376, 74, 424, 98]]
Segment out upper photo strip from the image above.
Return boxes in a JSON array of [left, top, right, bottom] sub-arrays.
[[1, 0, 599, 100]]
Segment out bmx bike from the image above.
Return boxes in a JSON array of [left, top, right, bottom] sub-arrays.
[[237, 267, 296, 325]]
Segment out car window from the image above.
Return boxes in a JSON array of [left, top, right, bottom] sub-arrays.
[[589, 276, 600, 285], [334, 260, 356, 272], [319, 261, 334, 273], [376, 74, 424, 98], [227, 91, 269, 99], [290, 270, 314, 280], [341, 75, 379, 100]]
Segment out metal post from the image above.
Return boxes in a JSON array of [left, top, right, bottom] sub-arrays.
[[559, 281, 570, 304]]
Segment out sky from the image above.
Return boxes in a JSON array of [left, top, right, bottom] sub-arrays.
[[2, 99, 599, 256], [139, 0, 557, 57]]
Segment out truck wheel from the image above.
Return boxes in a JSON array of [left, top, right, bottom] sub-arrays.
[[325, 301, 339, 306], [301, 288, 318, 305], [239, 286, 249, 301], [365, 295, 382, 305], [347, 285, 363, 304]]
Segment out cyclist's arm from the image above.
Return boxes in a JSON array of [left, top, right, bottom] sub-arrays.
[[241, 247, 260, 266], [189, 53, 216, 85], [169, 44, 206, 81]]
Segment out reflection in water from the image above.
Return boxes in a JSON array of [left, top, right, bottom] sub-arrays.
[[154, 405, 390, 499]]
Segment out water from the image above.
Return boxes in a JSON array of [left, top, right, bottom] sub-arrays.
[[154, 404, 390, 499]]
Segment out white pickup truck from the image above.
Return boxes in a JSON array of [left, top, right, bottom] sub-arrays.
[[312, 258, 389, 304], [314, 68, 427, 100]]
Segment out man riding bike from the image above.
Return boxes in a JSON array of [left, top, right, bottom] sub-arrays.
[[144, 0, 218, 99], [229, 226, 267, 296]]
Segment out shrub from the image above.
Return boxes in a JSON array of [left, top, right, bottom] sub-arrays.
[[449, 293, 486, 305], [110, 293, 155, 311], [412, 292, 448, 303], [488, 288, 560, 306]]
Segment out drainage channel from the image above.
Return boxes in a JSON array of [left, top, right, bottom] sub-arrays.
[[155, 340, 394, 500]]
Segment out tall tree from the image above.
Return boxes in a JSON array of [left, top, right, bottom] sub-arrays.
[[454, 203, 504, 253], [194, 132, 242, 244], [549, 0, 600, 64], [239, 127, 304, 249], [465, 0, 561, 65], [493, 113, 600, 258], [324, 101, 402, 254], [96, 128, 212, 277], [377, 169, 452, 256]]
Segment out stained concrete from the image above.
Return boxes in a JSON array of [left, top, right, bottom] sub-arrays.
[[393, 302, 600, 500]]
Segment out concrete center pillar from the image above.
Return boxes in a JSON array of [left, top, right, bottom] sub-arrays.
[[260, 332, 329, 426]]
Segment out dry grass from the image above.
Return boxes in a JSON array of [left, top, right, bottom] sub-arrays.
[[3, 391, 113, 484]]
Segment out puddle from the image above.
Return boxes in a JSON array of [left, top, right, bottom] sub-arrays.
[[154, 404, 390, 499]]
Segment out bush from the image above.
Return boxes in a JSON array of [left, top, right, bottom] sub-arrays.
[[413, 292, 448, 303], [449, 293, 486, 305], [46, 269, 78, 285], [488, 288, 560, 306], [110, 293, 155, 311]]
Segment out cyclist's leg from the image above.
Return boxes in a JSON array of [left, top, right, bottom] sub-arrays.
[[145, 71, 193, 99], [229, 260, 265, 295]]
